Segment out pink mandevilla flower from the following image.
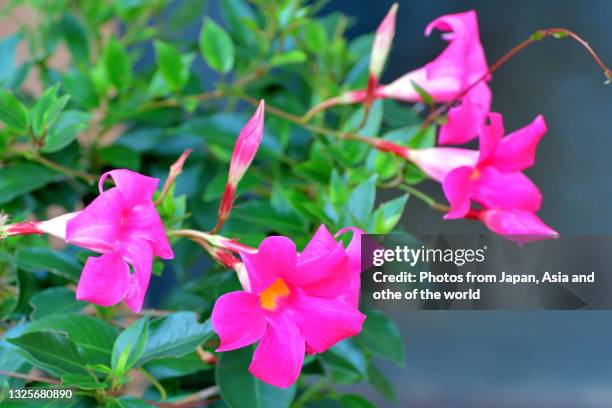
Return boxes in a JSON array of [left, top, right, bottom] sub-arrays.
[[211, 225, 365, 388], [66, 169, 174, 312], [442, 112, 547, 219], [308, 10, 490, 145]]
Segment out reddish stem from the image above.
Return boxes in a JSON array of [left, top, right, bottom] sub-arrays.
[[424, 28, 612, 128]]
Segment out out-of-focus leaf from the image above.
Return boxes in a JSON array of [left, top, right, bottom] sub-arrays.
[[61, 13, 89, 64], [42, 110, 90, 153], [103, 35, 132, 89], [373, 194, 409, 233], [368, 363, 397, 402], [347, 175, 377, 227], [216, 346, 296, 408], [199, 18, 235, 73], [270, 50, 307, 67], [97, 145, 141, 170], [0, 91, 28, 132], [340, 394, 377, 408], [356, 311, 405, 366], [154, 41, 193, 91]]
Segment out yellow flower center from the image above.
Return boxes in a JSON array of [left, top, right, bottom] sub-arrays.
[[260, 278, 290, 311], [470, 169, 480, 180]]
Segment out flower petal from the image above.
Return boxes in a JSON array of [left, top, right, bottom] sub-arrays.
[[424, 10, 488, 84], [121, 237, 154, 313], [408, 147, 478, 183], [478, 112, 504, 164], [66, 188, 124, 253], [212, 291, 268, 352], [472, 167, 542, 212], [481, 209, 559, 238], [240, 236, 297, 294], [300, 224, 337, 260], [99, 169, 159, 207], [438, 82, 491, 145], [489, 115, 547, 172], [249, 313, 305, 388], [122, 202, 174, 259], [376, 67, 462, 102], [291, 291, 365, 354], [442, 166, 474, 219], [336, 227, 364, 307], [76, 252, 130, 307]]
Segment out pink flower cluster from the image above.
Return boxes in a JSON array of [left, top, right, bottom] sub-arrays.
[[313, 5, 557, 237]]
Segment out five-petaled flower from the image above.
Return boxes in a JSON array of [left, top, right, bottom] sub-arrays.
[[67, 169, 174, 312], [211, 225, 365, 388], [442, 112, 546, 219]]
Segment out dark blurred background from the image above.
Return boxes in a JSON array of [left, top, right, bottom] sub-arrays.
[[318, 0, 612, 406]]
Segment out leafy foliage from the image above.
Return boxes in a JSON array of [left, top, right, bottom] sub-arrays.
[[0, 0, 410, 406]]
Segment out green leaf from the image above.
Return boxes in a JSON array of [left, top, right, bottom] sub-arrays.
[[0, 162, 58, 203], [329, 169, 349, 208], [32, 85, 70, 138], [270, 50, 306, 67], [41, 110, 90, 153], [231, 200, 307, 236], [340, 394, 377, 408], [324, 338, 368, 378], [367, 363, 397, 401], [347, 175, 377, 227], [303, 22, 328, 53], [0, 325, 32, 388], [104, 35, 132, 89], [61, 373, 107, 390], [29, 287, 86, 320], [61, 13, 89, 64], [112, 316, 149, 374], [0, 33, 23, 88], [97, 145, 141, 170], [373, 194, 409, 233], [356, 310, 405, 366], [154, 41, 191, 91], [216, 347, 296, 408], [144, 351, 211, 380], [26, 315, 118, 366], [137, 312, 214, 365], [199, 17, 235, 73], [7, 331, 90, 376], [410, 80, 434, 106], [16, 247, 82, 281], [0, 91, 28, 132]]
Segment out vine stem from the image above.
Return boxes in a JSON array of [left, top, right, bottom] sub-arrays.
[[423, 28, 612, 128], [0, 369, 61, 385], [140, 368, 168, 401], [10, 149, 98, 184]]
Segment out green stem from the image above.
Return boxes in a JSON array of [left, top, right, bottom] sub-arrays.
[[139, 368, 168, 402], [397, 183, 450, 213]]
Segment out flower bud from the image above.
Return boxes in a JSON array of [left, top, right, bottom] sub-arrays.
[[369, 3, 398, 81]]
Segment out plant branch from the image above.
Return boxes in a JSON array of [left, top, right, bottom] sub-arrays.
[[0, 369, 60, 385]]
